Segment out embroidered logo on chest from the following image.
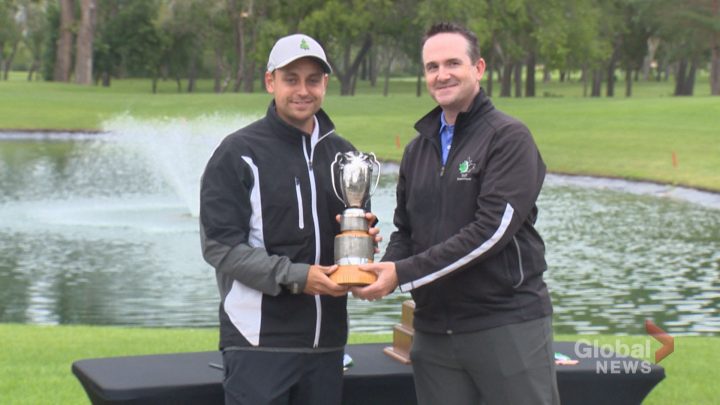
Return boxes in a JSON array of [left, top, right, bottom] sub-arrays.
[[457, 158, 476, 181]]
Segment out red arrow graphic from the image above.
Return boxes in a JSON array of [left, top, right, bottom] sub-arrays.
[[645, 320, 674, 363]]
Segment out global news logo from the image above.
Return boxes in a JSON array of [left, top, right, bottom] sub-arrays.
[[573, 320, 674, 374]]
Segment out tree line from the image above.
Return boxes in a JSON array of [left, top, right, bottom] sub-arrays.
[[1, 0, 718, 97]]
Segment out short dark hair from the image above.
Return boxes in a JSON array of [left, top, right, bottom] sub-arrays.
[[423, 22, 481, 62]]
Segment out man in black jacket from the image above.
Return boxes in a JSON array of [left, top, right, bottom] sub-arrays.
[[353, 23, 560, 405], [200, 33, 377, 405]]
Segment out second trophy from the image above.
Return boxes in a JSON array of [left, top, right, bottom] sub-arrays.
[[330, 151, 381, 286]]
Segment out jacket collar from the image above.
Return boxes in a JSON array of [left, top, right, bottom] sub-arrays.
[[265, 100, 336, 144], [414, 88, 494, 140]]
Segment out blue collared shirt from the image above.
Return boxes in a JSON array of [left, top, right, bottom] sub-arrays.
[[439, 112, 454, 165]]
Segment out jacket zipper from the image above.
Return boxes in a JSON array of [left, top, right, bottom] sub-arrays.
[[436, 163, 445, 257], [304, 129, 334, 348], [435, 137, 452, 330], [294, 177, 304, 229]]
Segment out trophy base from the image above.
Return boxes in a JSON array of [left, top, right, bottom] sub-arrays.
[[383, 346, 412, 365], [330, 264, 377, 286], [384, 300, 415, 364]]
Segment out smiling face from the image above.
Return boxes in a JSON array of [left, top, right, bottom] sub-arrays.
[[422, 32, 485, 123], [265, 57, 329, 134]]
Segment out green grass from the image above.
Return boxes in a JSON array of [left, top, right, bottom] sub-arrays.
[[1, 72, 719, 191], [0, 324, 716, 404]]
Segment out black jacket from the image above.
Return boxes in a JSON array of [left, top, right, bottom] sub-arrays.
[[383, 89, 553, 334], [200, 102, 354, 350]]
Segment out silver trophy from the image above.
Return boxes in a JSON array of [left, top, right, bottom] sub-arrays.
[[330, 151, 381, 285]]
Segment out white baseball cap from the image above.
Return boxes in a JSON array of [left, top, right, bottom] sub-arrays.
[[267, 34, 332, 74]]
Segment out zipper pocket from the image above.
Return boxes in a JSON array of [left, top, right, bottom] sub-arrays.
[[295, 177, 304, 229], [511, 236, 525, 288]]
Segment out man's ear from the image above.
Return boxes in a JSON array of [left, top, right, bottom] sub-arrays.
[[475, 58, 486, 83], [265, 71, 275, 94]]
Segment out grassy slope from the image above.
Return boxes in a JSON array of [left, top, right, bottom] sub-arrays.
[[0, 324, 717, 404], [1, 73, 718, 191]]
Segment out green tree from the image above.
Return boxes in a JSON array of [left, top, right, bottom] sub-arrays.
[[41, 0, 59, 80], [485, 0, 529, 97], [300, 0, 385, 95], [244, 0, 289, 93], [209, 2, 236, 93], [19, 0, 49, 81], [523, 0, 572, 97], [0, 0, 22, 80], [93, 0, 163, 91], [617, 0, 652, 97], [644, 0, 719, 95], [598, 0, 632, 97], [561, 0, 605, 96], [161, 0, 210, 92], [374, 0, 422, 96], [92, 0, 118, 86]]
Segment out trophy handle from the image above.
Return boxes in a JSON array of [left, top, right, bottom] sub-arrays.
[[369, 152, 381, 196], [330, 152, 345, 204]]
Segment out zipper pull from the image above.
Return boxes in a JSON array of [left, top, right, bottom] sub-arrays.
[[440, 166, 445, 177]]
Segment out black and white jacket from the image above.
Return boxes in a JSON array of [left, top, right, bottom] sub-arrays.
[[200, 101, 355, 351], [384, 89, 553, 334]]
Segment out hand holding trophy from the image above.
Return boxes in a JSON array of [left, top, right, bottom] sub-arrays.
[[330, 151, 381, 286]]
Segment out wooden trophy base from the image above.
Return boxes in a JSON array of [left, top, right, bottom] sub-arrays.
[[384, 300, 415, 364], [329, 264, 377, 286], [383, 324, 413, 364]]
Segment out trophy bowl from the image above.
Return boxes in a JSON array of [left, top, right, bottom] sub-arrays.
[[330, 151, 380, 286]]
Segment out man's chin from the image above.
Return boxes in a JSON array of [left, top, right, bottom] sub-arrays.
[[295, 107, 317, 117], [434, 96, 458, 108], [431, 90, 457, 103], [292, 103, 317, 113], [289, 111, 316, 124]]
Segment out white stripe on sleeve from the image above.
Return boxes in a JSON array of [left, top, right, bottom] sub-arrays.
[[399, 202, 515, 292]]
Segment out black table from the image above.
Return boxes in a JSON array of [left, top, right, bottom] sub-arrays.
[[72, 342, 664, 405]]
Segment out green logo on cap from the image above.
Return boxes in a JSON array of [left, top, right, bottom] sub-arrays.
[[300, 39, 310, 50]]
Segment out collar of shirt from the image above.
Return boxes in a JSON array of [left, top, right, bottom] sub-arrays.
[[439, 111, 454, 165], [311, 115, 320, 149]]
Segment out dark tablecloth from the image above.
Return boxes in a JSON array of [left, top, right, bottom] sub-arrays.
[[72, 342, 664, 405]]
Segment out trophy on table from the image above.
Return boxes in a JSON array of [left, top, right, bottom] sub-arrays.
[[330, 151, 381, 286]]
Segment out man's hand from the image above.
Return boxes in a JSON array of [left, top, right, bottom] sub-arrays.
[[304, 265, 348, 297], [335, 212, 382, 253], [365, 212, 382, 253], [350, 262, 398, 301]]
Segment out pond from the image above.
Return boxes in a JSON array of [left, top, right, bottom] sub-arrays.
[[0, 119, 718, 336]]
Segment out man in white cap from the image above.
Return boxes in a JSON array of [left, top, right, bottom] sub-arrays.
[[200, 34, 378, 404]]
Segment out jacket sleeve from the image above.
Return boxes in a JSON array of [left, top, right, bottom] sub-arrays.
[[394, 123, 545, 292], [199, 142, 308, 296]]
